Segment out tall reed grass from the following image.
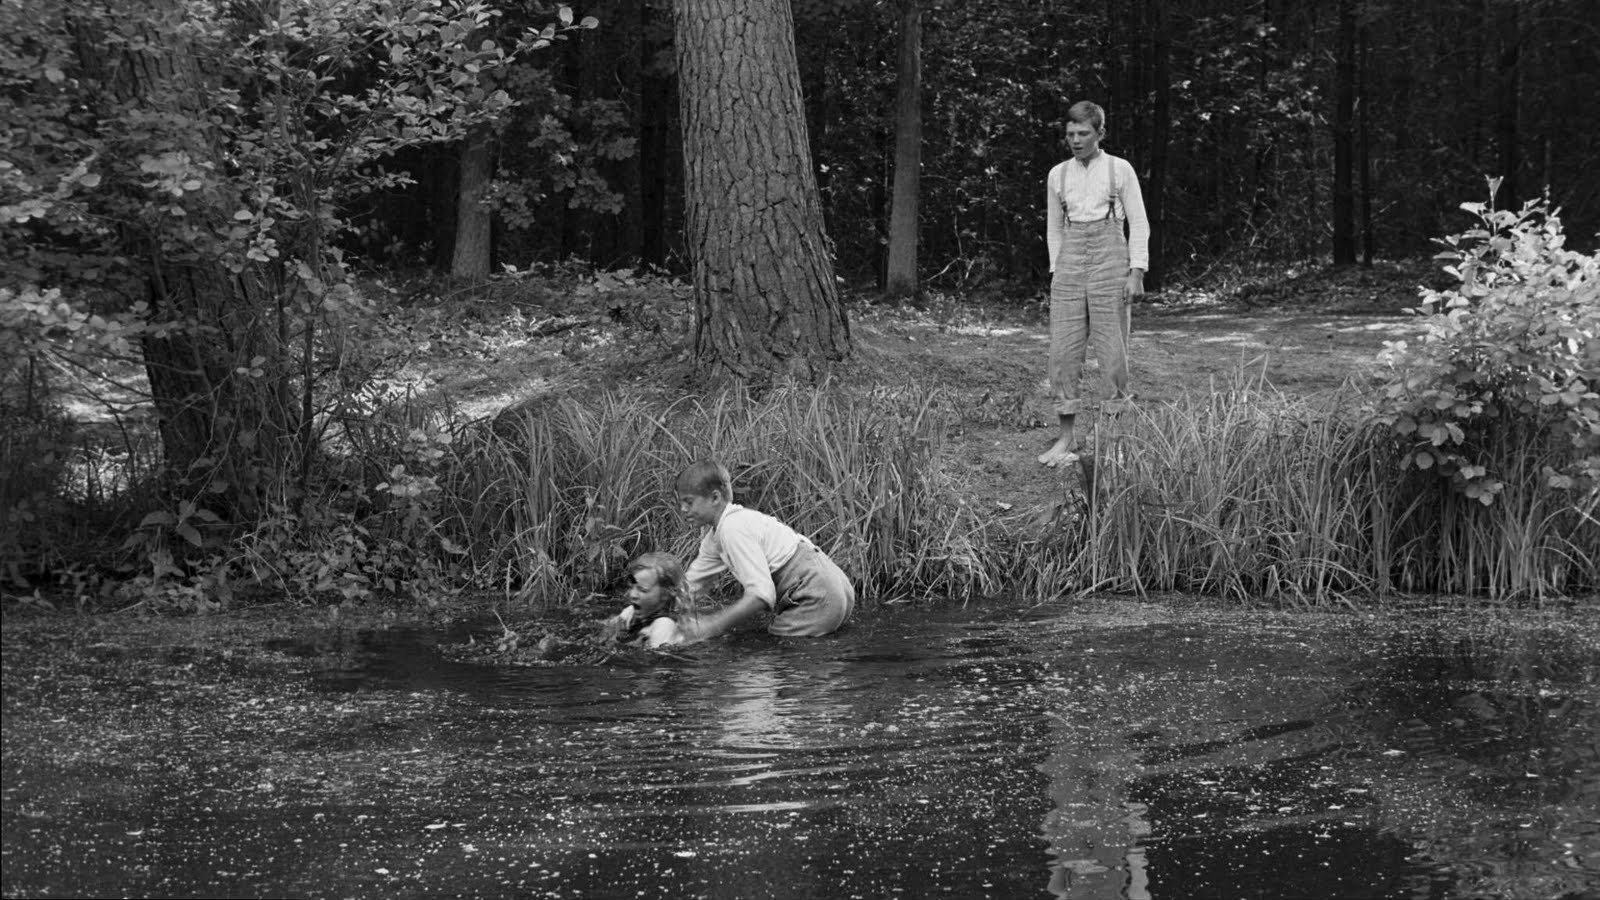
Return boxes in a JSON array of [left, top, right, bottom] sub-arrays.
[[440, 383, 994, 609], [1013, 368, 1597, 606], [41, 365, 1588, 612]]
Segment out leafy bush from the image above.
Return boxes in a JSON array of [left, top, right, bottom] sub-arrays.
[[1, 0, 595, 530], [1377, 187, 1599, 505]]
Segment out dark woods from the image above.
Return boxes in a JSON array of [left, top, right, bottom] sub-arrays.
[[373, 0, 1599, 291]]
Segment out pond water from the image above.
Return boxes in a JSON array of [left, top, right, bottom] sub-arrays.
[[3, 601, 1598, 899]]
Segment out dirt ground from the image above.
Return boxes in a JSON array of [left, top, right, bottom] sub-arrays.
[[403, 261, 1430, 523], [854, 298, 1420, 514]]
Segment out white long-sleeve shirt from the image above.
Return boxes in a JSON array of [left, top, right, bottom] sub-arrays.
[[1045, 152, 1150, 273], [684, 504, 803, 607]]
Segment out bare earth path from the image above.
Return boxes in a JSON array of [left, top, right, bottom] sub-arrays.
[[845, 299, 1423, 518]]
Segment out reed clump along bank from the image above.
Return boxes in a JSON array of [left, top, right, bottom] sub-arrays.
[[440, 384, 990, 607], [1020, 372, 1596, 605], [3, 198, 1594, 612]]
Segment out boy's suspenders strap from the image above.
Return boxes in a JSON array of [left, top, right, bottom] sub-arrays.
[[1107, 155, 1120, 222]]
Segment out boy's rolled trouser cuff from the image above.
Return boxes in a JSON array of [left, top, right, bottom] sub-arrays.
[[1052, 397, 1132, 417], [1054, 398, 1088, 416]]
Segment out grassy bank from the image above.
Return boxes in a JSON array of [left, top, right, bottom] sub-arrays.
[[5, 239, 1594, 612], [437, 383, 988, 606], [1017, 373, 1596, 605], [5, 360, 1594, 615], [280, 371, 1596, 611]]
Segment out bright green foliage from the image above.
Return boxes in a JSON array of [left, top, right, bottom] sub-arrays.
[[1, 0, 530, 290], [0, 0, 586, 546], [1377, 187, 1600, 505], [487, 73, 637, 227]]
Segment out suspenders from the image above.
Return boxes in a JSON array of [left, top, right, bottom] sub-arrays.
[[1062, 155, 1120, 225], [1107, 158, 1119, 222]]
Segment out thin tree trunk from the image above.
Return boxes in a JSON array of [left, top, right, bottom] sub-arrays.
[[451, 125, 494, 279], [1494, 0, 1521, 209], [1358, 16, 1373, 267], [884, 0, 922, 299], [638, 1, 674, 268], [1332, 0, 1357, 266], [1146, 0, 1170, 291], [675, 0, 850, 381]]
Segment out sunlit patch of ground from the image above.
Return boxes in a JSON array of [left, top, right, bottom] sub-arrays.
[[31, 261, 1440, 528]]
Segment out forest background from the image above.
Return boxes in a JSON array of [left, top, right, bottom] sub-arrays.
[[2, 0, 1597, 614], [391, 0, 1600, 288]]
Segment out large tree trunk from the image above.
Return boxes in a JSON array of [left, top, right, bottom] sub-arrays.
[[884, 0, 922, 299], [451, 125, 494, 279], [1331, 0, 1357, 266], [675, 0, 850, 381], [86, 0, 288, 518]]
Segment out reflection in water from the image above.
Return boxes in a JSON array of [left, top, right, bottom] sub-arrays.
[[2, 605, 1597, 899]]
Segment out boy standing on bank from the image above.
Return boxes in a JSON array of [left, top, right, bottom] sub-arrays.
[[1040, 100, 1151, 468], [670, 461, 855, 643]]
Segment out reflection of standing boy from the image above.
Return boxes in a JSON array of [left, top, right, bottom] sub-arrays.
[[671, 461, 855, 644], [1040, 100, 1150, 468]]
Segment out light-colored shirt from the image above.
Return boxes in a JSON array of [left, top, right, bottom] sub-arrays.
[[1045, 152, 1150, 273], [684, 503, 803, 607], [610, 606, 685, 648], [638, 616, 685, 648]]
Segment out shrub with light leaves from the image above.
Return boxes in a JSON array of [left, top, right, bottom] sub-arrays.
[[1377, 181, 1599, 506]]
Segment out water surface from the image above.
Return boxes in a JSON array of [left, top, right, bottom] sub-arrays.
[[3, 601, 1597, 899]]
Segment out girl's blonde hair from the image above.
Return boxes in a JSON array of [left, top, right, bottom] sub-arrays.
[[628, 551, 687, 615]]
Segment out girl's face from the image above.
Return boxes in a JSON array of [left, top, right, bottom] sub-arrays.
[[627, 567, 669, 616]]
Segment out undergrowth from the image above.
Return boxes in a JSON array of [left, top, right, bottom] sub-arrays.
[[3, 192, 1594, 614]]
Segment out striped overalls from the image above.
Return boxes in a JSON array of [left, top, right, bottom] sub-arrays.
[[1048, 161, 1131, 417]]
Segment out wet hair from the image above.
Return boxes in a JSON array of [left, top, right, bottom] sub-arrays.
[[627, 551, 686, 619], [1066, 100, 1106, 133], [674, 460, 733, 500]]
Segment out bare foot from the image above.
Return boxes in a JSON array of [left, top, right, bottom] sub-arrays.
[[1037, 440, 1080, 468]]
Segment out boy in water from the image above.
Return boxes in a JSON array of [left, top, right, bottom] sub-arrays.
[[671, 460, 854, 643], [1041, 100, 1150, 468], [600, 552, 688, 649]]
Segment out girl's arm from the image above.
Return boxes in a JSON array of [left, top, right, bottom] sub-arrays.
[[597, 604, 636, 642]]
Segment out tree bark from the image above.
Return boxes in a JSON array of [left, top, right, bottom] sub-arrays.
[[1145, 0, 1170, 291], [1331, 0, 1357, 266], [884, 0, 922, 299], [1358, 16, 1373, 267], [1493, 0, 1521, 209], [675, 0, 850, 381], [451, 125, 494, 279], [85, 0, 285, 518]]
